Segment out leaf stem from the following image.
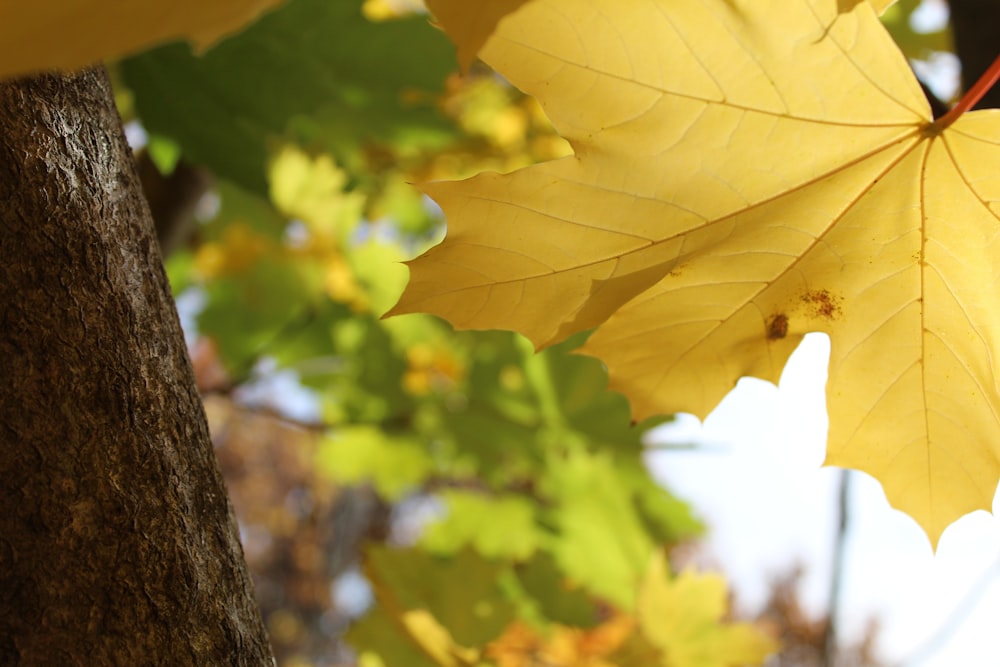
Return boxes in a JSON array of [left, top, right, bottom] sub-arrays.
[[937, 52, 1000, 129]]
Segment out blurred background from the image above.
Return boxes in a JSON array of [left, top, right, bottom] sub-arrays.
[[107, 1, 998, 664]]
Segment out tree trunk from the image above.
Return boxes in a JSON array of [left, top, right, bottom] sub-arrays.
[[0, 67, 274, 665]]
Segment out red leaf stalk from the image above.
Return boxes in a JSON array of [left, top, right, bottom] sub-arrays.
[[937, 52, 1000, 129]]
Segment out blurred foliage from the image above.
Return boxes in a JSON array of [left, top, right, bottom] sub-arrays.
[[753, 569, 885, 667], [111, 0, 946, 664], [881, 0, 953, 62]]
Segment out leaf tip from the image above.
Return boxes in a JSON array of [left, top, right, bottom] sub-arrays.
[[380, 295, 411, 321]]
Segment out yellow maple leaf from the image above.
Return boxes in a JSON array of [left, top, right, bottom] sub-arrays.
[[636, 554, 778, 667], [423, 0, 896, 75], [424, 0, 533, 71], [486, 616, 634, 667], [400, 609, 481, 667], [389, 0, 1000, 545], [0, 0, 284, 80]]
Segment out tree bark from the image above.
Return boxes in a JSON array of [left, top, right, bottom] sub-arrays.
[[0, 67, 274, 665]]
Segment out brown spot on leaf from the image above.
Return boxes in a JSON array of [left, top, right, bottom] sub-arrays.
[[767, 314, 789, 340], [801, 289, 841, 320]]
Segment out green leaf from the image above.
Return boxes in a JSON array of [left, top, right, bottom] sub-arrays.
[[349, 238, 412, 316], [121, 0, 458, 192], [625, 463, 703, 545], [198, 258, 316, 372], [328, 316, 412, 422], [317, 426, 433, 499], [538, 450, 656, 608], [513, 552, 600, 629], [637, 554, 779, 667], [422, 491, 539, 560], [346, 607, 442, 667], [366, 546, 516, 647]]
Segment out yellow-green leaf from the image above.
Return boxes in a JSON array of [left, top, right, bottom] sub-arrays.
[[637, 554, 778, 667], [400, 610, 481, 667], [422, 491, 539, 560], [0, 0, 283, 80], [317, 426, 434, 500], [540, 451, 657, 608], [389, 0, 1000, 546]]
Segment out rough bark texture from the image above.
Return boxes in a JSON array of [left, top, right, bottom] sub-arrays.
[[0, 68, 274, 665]]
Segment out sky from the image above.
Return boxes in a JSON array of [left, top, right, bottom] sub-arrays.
[[649, 334, 1000, 667]]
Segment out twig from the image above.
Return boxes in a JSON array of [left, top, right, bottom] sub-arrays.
[[936, 51, 1000, 129], [824, 469, 852, 667]]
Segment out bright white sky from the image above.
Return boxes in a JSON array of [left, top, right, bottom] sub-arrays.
[[649, 334, 1000, 667]]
